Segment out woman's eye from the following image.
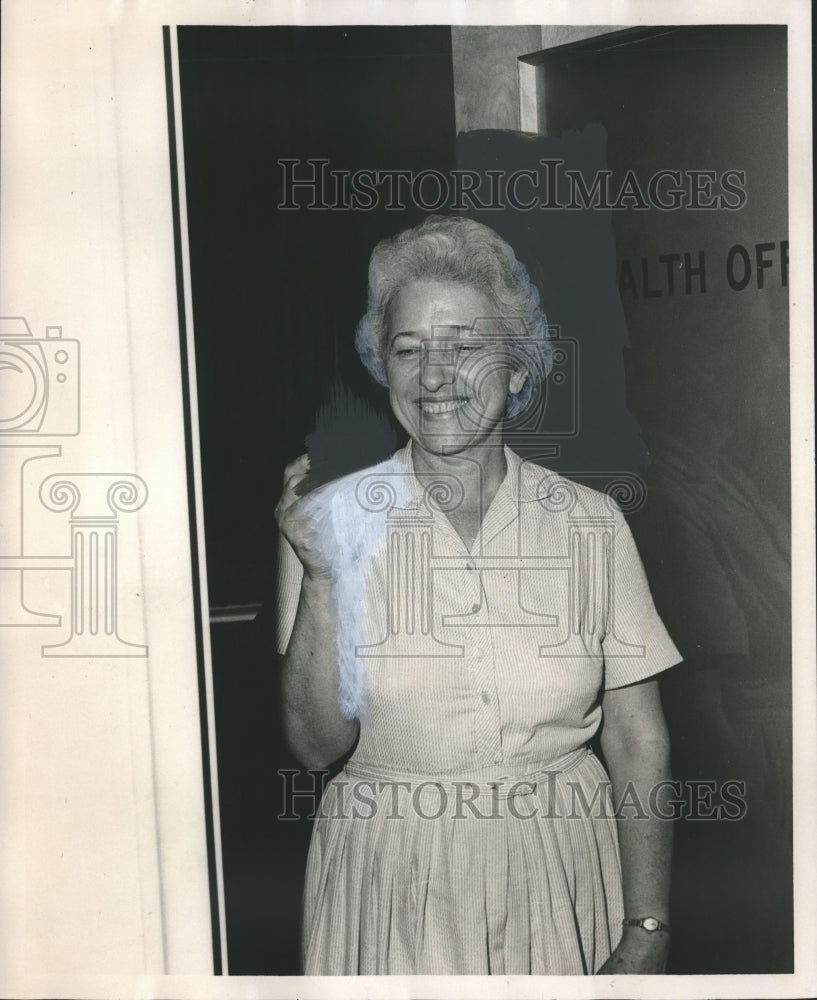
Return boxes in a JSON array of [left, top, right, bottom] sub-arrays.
[[394, 347, 419, 358]]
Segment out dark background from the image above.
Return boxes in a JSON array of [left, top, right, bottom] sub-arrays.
[[534, 27, 791, 974], [178, 25, 458, 974], [177, 25, 791, 975]]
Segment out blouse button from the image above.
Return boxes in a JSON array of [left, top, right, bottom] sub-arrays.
[[481, 691, 491, 704], [471, 603, 480, 613]]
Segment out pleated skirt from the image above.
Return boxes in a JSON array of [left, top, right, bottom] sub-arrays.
[[301, 747, 624, 975]]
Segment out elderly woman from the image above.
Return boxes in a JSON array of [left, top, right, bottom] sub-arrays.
[[275, 215, 681, 975]]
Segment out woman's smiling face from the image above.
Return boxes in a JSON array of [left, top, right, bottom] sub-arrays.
[[383, 279, 526, 458]]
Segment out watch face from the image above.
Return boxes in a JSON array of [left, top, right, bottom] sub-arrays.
[[642, 917, 660, 932]]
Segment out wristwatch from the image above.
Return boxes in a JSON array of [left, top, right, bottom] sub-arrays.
[[622, 917, 672, 934]]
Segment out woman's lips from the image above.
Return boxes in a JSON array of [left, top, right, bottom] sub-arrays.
[[418, 398, 467, 415]]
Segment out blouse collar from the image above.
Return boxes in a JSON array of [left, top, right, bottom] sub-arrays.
[[396, 439, 559, 508]]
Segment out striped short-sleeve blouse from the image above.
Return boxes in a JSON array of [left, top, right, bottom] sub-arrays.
[[276, 443, 682, 974]]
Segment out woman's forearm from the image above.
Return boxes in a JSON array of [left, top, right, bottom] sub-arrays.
[[597, 679, 673, 973], [606, 737, 673, 922], [281, 573, 359, 768]]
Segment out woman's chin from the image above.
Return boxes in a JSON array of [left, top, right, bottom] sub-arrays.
[[410, 429, 499, 458], [393, 408, 504, 458]]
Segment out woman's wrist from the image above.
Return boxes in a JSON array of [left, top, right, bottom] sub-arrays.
[[599, 925, 670, 975], [619, 923, 671, 950], [302, 565, 334, 588], [622, 916, 672, 934]]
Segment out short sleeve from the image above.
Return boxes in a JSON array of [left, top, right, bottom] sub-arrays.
[[275, 532, 304, 655], [602, 505, 683, 689]]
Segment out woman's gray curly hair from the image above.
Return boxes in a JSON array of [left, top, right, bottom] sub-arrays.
[[354, 215, 553, 418]]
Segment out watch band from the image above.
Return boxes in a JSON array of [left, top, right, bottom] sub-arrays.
[[622, 916, 672, 934]]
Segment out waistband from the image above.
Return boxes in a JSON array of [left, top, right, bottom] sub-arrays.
[[343, 746, 592, 800]]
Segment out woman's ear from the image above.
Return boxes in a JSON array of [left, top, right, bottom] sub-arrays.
[[509, 367, 528, 395]]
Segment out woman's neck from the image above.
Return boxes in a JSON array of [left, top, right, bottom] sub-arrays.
[[410, 440, 508, 513]]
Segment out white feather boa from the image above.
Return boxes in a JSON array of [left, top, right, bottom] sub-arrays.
[[300, 454, 412, 721]]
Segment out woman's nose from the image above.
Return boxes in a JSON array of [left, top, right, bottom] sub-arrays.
[[420, 344, 456, 390]]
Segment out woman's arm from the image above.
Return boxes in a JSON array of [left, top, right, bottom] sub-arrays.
[[276, 455, 359, 768], [280, 575, 359, 768], [597, 676, 673, 974]]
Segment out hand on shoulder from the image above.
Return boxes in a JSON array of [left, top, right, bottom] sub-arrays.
[[275, 454, 334, 582]]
